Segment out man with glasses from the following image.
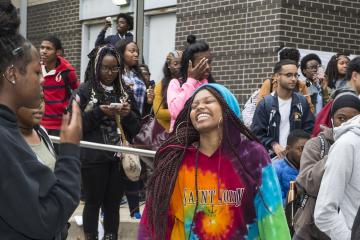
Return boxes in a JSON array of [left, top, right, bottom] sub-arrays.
[[40, 36, 79, 143], [251, 59, 314, 158], [300, 53, 330, 115]]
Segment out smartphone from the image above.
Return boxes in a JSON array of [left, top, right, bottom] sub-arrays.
[[316, 66, 325, 80], [109, 103, 123, 108], [65, 94, 76, 114], [149, 80, 155, 88]]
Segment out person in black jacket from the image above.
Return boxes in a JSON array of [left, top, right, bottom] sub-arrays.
[[251, 60, 314, 158], [0, 1, 82, 239], [77, 45, 141, 240], [95, 13, 134, 47]]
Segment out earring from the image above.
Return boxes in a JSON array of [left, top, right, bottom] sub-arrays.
[[2, 73, 15, 85], [217, 116, 223, 129]]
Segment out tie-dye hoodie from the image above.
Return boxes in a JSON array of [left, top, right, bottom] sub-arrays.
[[139, 84, 290, 239]]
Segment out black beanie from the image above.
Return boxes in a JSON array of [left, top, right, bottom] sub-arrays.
[[331, 92, 360, 116]]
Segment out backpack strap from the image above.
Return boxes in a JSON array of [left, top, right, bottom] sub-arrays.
[[318, 134, 329, 159], [35, 126, 57, 159], [60, 69, 73, 99]]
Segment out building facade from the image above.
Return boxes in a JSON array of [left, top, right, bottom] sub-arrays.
[[23, 0, 360, 105], [176, 0, 360, 103]]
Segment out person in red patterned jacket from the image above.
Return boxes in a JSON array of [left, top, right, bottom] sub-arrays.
[[40, 36, 79, 139]]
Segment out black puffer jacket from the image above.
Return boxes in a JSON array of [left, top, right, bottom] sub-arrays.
[[76, 81, 141, 166]]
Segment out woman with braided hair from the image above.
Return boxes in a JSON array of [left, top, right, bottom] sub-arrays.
[[139, 84, 290, 239], [0, 1, 82, 239], [77, 45, 141, 239]]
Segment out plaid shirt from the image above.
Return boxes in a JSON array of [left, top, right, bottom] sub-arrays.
[[123, 70, 146, 114]]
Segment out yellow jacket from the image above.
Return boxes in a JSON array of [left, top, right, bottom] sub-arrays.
[[153, 83, 171, 132]]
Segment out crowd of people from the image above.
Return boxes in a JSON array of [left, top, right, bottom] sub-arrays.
[[1, 1, 360, 239]]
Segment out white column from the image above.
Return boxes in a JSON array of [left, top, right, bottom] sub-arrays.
[[19, 0, 28, 38]]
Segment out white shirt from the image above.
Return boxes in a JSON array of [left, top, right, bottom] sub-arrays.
[[278, 97, 292, 148]]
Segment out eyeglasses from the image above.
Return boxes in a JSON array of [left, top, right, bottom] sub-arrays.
[[306, 64, 320, 70], [100, 66, 121, 73], [278, 73, 300, 79]]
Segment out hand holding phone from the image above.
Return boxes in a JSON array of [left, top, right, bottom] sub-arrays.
[[109, 103, 123, 108]]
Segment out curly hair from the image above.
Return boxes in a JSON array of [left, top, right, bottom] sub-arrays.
[[325, 53, 350, 89], [146, 86, 258, 240], [300, 53, 322, 77], [116, 13, 134, 31], [279, 48, 300, 63]]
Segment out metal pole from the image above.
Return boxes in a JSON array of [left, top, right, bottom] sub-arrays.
[[19, 0, 28, 38], [49, 136, 156, 158], [135, 0, 144, 63]]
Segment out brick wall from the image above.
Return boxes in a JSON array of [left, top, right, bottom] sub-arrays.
[[176, 0, 360, 105], [280, 0, 360, 54], [27, 0, 82, 77]]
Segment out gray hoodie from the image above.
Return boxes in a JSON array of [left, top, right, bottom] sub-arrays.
[[314, 114, 360, 240]]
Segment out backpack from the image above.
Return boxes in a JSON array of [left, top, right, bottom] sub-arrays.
[[242, 89, 260, 128], [294, 133, 330, 216], [352, 206, 360, 240]]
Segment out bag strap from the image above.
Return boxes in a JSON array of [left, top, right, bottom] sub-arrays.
[[147, 94, 165, 118], [115, 114, 128, 145], [35, 126, 57, 159], [318, 134, 326, 159], [299, 134, 328, 210]]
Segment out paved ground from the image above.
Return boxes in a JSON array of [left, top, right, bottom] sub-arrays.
[[67, 202, 144, 240]]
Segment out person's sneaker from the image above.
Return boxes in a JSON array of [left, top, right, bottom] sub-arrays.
[[132, 212, 142, 220], [120, 197, 127, 205]]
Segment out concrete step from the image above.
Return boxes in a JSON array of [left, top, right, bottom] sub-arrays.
[[67, 202, 143, 240]]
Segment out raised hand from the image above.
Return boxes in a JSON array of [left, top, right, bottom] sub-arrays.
[[60, 101, 82, 144]]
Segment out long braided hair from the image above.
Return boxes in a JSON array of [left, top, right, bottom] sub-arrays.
[[84, 45, 128, 98], [146, 86, 259, 240]]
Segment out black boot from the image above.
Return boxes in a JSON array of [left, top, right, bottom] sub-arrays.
[[84, 233, 99, 240], [103, 233, 118, 240]]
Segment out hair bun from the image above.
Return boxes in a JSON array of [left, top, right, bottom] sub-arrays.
[[186, 34, 196, 45], [0, 0, 21, 35]]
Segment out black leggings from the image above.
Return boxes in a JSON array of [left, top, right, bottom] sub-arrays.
[[82, 161, 124, 234], [125, 180, 141, 217]]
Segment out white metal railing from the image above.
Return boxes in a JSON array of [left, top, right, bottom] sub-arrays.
[[49, 136, 156, 158]]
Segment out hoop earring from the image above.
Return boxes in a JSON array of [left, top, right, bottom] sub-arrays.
[[175, 121, 188, 144], [2, 73, 16, 85], [218, 116, 223, 129], [218, 116, 223, 143]]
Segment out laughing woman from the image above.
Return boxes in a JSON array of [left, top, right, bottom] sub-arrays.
[[139, 84, 290, 239]]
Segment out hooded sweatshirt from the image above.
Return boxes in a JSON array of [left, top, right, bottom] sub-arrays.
[[314, 114, 360, 240], [41, 56, 79, 130], [0, 105, 81, 239]]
